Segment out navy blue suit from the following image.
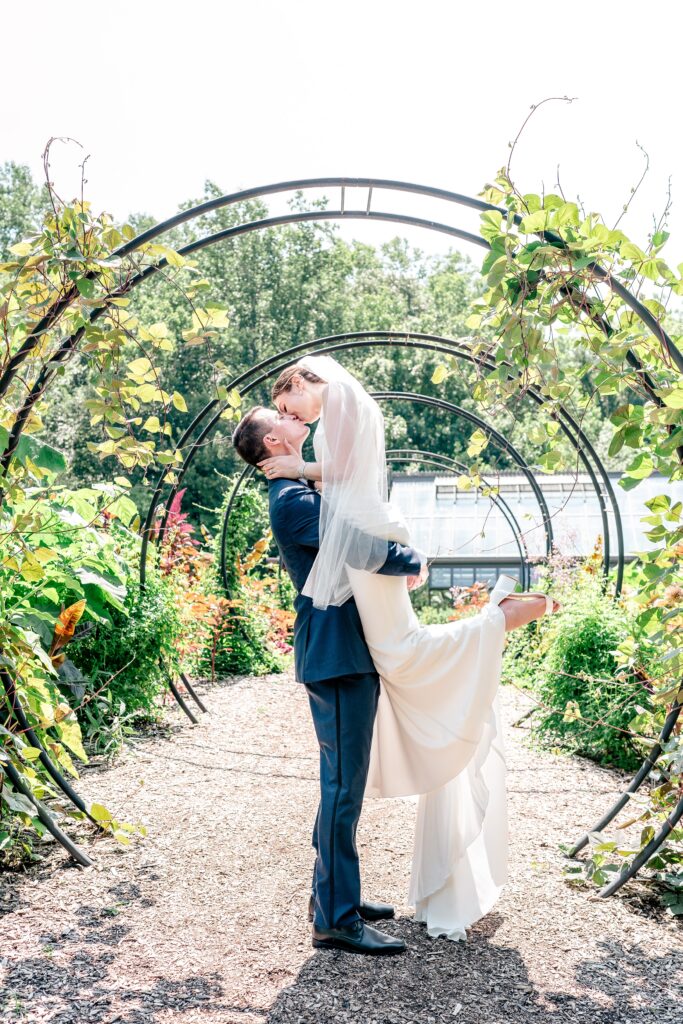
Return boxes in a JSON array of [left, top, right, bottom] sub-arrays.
[[268, 477, 422, 929]]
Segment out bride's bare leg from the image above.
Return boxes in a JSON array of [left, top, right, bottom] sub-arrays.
[[500, 595, 561, 632]]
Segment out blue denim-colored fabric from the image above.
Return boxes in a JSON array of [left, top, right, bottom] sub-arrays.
[[268, 477, 422, 684], [306, 671, 380, 928]]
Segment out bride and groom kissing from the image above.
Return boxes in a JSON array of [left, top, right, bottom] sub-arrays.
[[231, 356, 559, 956]]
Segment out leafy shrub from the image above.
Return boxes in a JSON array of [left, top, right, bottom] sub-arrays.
[[0, 488, 149, 863], [417, 604, 457, 625], [503, 547, 662, 771], [534, 585, 657, 769], [69, 556, 182, 735]]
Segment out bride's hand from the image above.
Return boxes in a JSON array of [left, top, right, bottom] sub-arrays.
[[258, 441, 303, 481]]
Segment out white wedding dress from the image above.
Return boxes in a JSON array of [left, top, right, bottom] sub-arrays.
[[303, 356, 508, 942]]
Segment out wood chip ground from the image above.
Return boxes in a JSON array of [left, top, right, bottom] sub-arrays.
[[1, 674, 681, 1024]]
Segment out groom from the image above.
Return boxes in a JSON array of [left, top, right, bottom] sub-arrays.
[[232, 406, 424, 955]]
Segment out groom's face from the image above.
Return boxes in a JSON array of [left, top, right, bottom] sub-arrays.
[[261, 409, 310, 452]]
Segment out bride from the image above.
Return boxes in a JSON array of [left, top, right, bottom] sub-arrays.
[[259, 354, 558, 941]]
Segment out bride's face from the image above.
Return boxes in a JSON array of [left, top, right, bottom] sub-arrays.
[[274, 374, 323, 424]]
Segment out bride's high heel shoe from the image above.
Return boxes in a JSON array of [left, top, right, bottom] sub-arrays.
[[488, 573, 559, 617]]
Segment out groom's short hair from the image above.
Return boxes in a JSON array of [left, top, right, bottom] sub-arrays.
[[231, 406, 276, 466]]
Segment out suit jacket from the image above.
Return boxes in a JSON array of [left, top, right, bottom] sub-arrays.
[[268, 477, 423, 683]]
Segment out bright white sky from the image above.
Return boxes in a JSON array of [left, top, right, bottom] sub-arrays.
[[3, 1, 682, 267]]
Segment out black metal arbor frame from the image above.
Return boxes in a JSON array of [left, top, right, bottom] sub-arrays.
[[1, 178, 681, 893]]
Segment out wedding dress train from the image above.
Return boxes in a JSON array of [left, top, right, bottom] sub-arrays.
[[348, 568, 508, 941]]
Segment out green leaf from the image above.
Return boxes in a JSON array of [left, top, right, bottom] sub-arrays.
[[645, 494, 671, 513], [520, 210, 550, 233], [172, 391, 188, 412], [431, 365, 448, 385], [89, 802, 114, 824], [0, 426, 67, 478], [555, 202, 579, 228], [1, 785, 35, 817], [127, 357, 153, 376], [481, 245, 506, 277], [625, 452, 654, 479], [108, 494, 138, 527], [480, 209, 503, 242], [467, 428, 489, 457], [656, 387, 683, 409], [620, 452, 654, 490], [75, 276, 95, 298], [538, 450, 563, 472], [75, 569, 126, 609], [641, 258, 662, 282], [20, 746, 43, 761], [135, 383, 160, 403], [9, 241, 33, 257], [620, 241, 646, 262], [164, 248, 185, 268]]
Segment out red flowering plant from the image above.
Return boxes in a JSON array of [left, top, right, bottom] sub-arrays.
[[235, 535, 295, 657], [448, 581, 491, 620], [153, 489, 217, 672]]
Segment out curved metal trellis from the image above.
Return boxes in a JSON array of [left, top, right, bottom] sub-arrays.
[[143, 332, 623, 593], [0, 761, 93, 868], [0, 667, 109, 831], [386, 448, 531, 588], [136, 330, 673, 893], [0, 677, 94, 867], [376, 391, 555, 553], [599, 792, 683, 897], [216, 445, 532, 695], [568, 698, 683, 878], [2, 175, 680, 403]]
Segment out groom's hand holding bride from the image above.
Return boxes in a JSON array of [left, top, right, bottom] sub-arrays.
[[259, 437, 429, 589], [407, 562, 429, 592]]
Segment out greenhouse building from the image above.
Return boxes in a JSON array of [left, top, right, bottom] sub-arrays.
[[388, 471, 682, 593]]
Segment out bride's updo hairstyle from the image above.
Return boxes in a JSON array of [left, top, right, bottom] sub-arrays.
[[271, 364, 326, 402]]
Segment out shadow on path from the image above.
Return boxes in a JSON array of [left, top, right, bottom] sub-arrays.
[[0, 876, 244, 1024], [265, 913, 682, 1024]]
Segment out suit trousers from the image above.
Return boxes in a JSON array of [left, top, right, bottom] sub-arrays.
[[305, 671, 380, 929]]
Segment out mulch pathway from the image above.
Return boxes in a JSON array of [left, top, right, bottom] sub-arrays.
[[1, 672, 680, 1024]]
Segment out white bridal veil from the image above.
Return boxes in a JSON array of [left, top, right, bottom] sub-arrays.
[[298, 354, 411, 610]]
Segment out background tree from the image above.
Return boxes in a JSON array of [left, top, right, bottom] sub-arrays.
[[0, 162, 48, 260]]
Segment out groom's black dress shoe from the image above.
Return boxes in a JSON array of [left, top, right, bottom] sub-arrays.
[[308, 896, 395, 923], [312, 919, 406, 955]]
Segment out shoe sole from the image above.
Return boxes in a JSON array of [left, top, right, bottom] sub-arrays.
[[308, 911, 395, 924], [312, 937, 405, 955]]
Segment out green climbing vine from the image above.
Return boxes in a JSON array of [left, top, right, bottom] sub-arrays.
[[431, 157, 682, 893], [0, 145, 236, 861]]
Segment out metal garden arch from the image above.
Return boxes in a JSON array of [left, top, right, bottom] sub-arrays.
[[1, 177, 681, 893]]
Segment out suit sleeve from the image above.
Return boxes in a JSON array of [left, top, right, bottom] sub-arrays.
[[273, 488, 423, 577]]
